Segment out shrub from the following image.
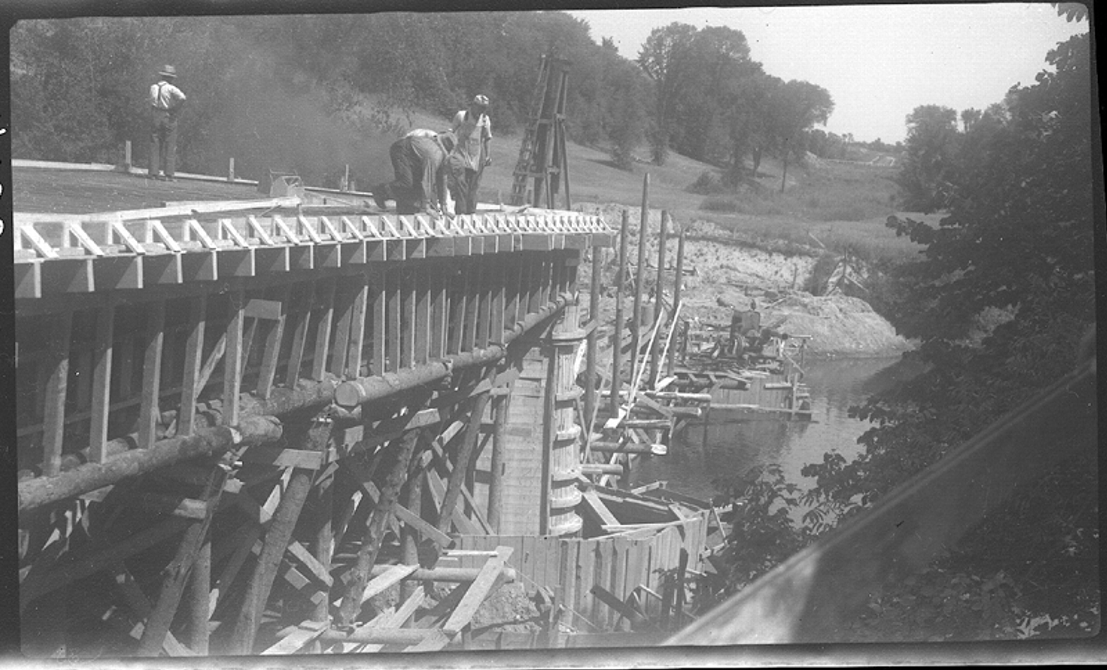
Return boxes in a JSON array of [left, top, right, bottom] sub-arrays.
[[700, 196, 741, 212], [688, 170, 728, 195]]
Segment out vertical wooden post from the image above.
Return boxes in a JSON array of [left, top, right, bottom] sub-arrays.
[[446, 262, 464, 355], [401, 460, 424, 601], [631, 174, 649, 386], [585, 244, 601, 438], [310, 278, 335, 382], [463, 262, 480, 353], [312, 460, 336, 628], [345, 275, 370, 378], [229, 423, 329, 654], [669, 228, 686, 378], [137, 462, 227, 656], [387, 267, 402, 371], [611, 211, 629, 416], [330, 284, 355, 377], [228, 157, 235, 182], [403, 267, 417, 368], [437, 371, 494, 535], [430, 264, 447, 360], [188, 537, 212, 654], [123, 140, 132, 170], [284, 282, 314, 387], [257, 285, 290, 399], [370, 267, 387, 375], [42, 310, 73, 477], [414, 265, 431, 365], [649, 211, 668, 388], [491, 255, 506, 345], [139, 300, 166, 447], [478, 259, 493, 349], [223, 286, 245, 426], [487, 385, 508, 534], [178, 294, 206, 437], [90, 297, 115, 462], [338, 428, 421, 627]]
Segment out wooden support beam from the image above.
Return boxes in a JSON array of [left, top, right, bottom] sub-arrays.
[[139, 300, 165, 448], [227, 423, 328, 654], [387, 267, 402, 372], [491, 255, 506, 344], [187, 536, 212, 654], [430, 264, 447, 360], [310, 278, 335, 381], [462, 262, 479, 352], [256, 285, 289, 399], [177, 294, 206, 437], [414, 264, 431, 365], [611, 210, 629, 417], [112, 563, 196, 657], [260, 619, 328, 656], [330, 283, 355, 377], [442, 546, 513, 634], [435, 368, 495, 535], [284, 281, 314, 387], [311, 457, 335, 630], [345, 276, 370, 378], [368, 267, 386, 376], [486, 391, 508, 533], [580, 488, 619, 527], [137, 461, 228, 655], [89, 298, 115, 463], [336, 427, 423, 627], [222, 286, 245, 426]]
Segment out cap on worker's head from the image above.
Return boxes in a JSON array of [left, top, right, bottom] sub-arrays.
[[472, 94, 490, 108], [438, 131, 457, 153], [159, 65, 177, 79]]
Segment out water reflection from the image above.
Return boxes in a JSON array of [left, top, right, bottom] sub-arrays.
[[636, 356, 925, 503]]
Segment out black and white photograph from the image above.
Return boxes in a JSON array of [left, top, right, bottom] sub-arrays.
[[3, 1, 1101, 665]]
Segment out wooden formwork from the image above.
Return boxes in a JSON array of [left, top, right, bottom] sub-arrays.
[[15, 205, 614, 658], [453, 510, 711, 634]]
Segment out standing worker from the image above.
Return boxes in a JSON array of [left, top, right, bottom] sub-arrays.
[[372, 129, 456, 216], [447, 94, 492, 215], [148, 65, 186, 181]]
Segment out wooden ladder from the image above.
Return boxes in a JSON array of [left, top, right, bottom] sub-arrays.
[[510, 56, 553, 207]]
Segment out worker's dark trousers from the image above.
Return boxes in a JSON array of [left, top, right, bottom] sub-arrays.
[[386, 138, 423, 215], [149, 110, 179, 178], [449, 166, 482, 215]]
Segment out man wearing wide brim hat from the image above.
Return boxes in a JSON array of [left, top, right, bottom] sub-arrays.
[[447, 94, 493, 215], [148, 65, 187, 181], [372, 128, 456, 216]]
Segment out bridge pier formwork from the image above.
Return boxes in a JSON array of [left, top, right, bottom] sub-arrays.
[[15, 209, 613, 657]]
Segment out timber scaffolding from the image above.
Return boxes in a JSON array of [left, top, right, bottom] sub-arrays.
[[13, 162, 727, 658]]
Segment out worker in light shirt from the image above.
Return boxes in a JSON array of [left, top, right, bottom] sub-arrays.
[[447, 94, 492, 215], [373, 129, 457, 216], [148, 65, 186, 181]]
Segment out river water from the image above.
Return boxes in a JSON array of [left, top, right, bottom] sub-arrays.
[[635, 355, 926, 504]]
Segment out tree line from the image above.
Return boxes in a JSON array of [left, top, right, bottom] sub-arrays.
[[10, 11, 834, 187]]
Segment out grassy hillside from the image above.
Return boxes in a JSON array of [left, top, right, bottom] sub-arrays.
[[368, 104, 928, 267]]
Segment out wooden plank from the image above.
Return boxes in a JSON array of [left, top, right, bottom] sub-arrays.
[[369, 267, 387, 377], [425, 468, 479, 536], [414, 266, 430, 365], [387, 267, 401, 372], [284, 282, 314, 387], [613, 536, 631, 631], [222, 286, 245, 425], [520, 535, 536, 589], [402, 267, 417, 369], [112, 563, 196, 657], [442, 546, 513, 634], [406, 629, 451, 653], [360, 564, 419, 605], [559, 539, 579, 630], [345, 275, 370, 378], [329, 283, 355, 377], [430, 265, 447, 359], [597, 536, 615, 629], [491, 257, 505, 344], [578, 540, 596, 628], [177, 294, 206, 437], [286, 540, 334, 587], [260, 619, 328, 656], [256, 285, 289, 399], [138, 300, 165, 448], [87, 299, 115, 463], [477, 259, 492, 349], [580, 489, 619, 528], [390, 584, 425, 629], [310, 278, 335, 381], [462, 263, 479, 352]]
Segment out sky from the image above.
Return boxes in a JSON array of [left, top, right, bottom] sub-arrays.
[[567, 3, 1088, 144]]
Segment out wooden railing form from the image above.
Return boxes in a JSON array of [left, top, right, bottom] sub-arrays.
[[666, 354, 1097, 645]]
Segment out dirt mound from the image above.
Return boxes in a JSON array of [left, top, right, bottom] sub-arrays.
[[764, 294, 911, 357]]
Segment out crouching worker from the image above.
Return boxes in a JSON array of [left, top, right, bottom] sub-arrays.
[[373, 129, 457, 216]]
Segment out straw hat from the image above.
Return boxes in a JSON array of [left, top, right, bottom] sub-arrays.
[[159, 65, 177, 79]]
